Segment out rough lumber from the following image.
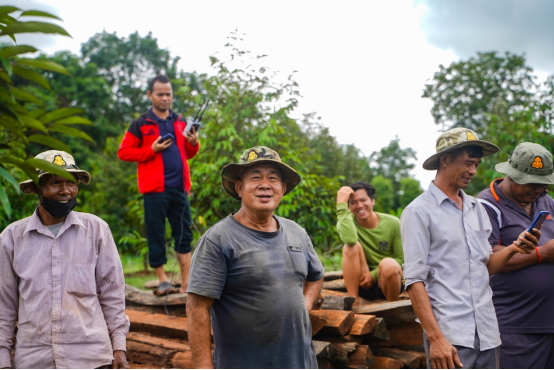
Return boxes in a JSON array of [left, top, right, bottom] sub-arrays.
[[126, 332, 191, 369], [126, 309, 190, 340], [126, 284, 188, 306], [348, 344, 375, 369], [171, 352, 196, 369], [322, 278, 347, 292], [366, 322, 423, 347], [348, 314, 376, 335], [330, 342, 358, 368], [353, 299, 416, 325], [313, 340, 337, 359], [370, 356, 404, 369], [323, 270, 343, 281], [321, 288, 350, 297], [125, 300, 186, 316], [309, 312, 328, 337], [314, 334, 364, 344], [309, 310, 355, 336], [372, 317, 390, 340], [321, 295, 356, 311], [372, 348, 421, 369]]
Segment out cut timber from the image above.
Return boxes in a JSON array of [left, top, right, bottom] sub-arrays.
[[372, 348, 422, 369], [309, 310, 355, 336], [321, 289, 350, 297], [126, 332, 191, 369], [126, 309, 192, 340], [322, 278, 347, 292], [126, 284, 188, 306], [330, 342, 358, 368], [313, 340, 337, 359], [314, 334, 364, 344], [353, 299, 416, 325], [372, 317, 390, 340], [321, 295, 356, 311], [366, 322, 423, 347], [309, 312, 328, 337], [370, 356, 404, 369], [323, 270, 343, 281], [348, 314, 376, 335], [348, 344, 375, 369], [171, 352, 196, 369], [125, 300, 185, 316]]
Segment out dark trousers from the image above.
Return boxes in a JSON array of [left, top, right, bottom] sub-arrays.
[[423, 330, 499, 369], [143, 187, 193, 268], [500, 333, 554, 369]]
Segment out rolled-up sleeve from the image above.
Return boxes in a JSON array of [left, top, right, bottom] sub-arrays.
[[401, 207, 433, 288], [96, 224, 130, 352], [0, 232, 18, 369]]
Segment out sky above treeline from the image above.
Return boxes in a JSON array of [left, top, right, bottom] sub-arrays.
[[5, 0, 554, 188]]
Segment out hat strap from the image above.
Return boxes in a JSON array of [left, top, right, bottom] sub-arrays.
[[509, 158, 553, 175]]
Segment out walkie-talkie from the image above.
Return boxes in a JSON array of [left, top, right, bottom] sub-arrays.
[[184, 99, 210, 135]]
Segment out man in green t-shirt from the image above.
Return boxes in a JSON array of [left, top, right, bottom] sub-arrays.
[[337, 181, 403, 305]]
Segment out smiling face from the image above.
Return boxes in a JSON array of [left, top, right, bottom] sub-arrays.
[[348, 188, 375, 222], [235, 163, 286, 214], [440, 148, 482, 189], [147, 81, 173, 113], [35, 174, 79, 202]]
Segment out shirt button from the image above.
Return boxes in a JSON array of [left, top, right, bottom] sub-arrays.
[[472, 284, 475, 287]]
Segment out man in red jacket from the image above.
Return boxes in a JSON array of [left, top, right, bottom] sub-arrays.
[[118, 75, 200, 294]]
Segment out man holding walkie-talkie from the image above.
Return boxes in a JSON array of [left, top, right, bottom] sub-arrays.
[[118, 75, 204, 295]]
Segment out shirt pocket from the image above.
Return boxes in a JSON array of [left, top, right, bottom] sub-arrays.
[[66, 262, 97, 297], [287, 245, 308, 278], [472, 229, 492, 263]]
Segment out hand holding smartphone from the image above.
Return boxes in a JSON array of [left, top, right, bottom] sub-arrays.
[[518, 211, 548, 247]]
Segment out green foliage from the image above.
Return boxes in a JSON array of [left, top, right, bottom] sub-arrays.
[[424, 52, 554, 195], [371, 175, 394, 213], [0, 5, 90, 220]]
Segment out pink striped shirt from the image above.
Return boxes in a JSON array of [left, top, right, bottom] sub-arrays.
[[0, 210, 130, 369]]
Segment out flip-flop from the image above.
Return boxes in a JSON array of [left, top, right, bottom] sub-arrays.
[[154, 281, 173, 296]]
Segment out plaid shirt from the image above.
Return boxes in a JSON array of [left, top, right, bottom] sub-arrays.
[[0, 210, 129, 369]]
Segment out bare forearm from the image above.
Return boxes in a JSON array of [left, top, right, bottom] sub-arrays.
[[487, 245, 519, 275], [304, 278, 323, 311], [188, 307, 213, 369], [407, 282, 444, 341], [491, 245, 539, 272]]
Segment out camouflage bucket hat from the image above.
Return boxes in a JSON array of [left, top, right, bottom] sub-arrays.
[[423, 128, 500, 170], [221, 146, 301, 200], [495, 142, 554, 185], [19, 150, 91, 194]]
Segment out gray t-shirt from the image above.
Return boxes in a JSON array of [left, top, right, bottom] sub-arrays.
[[187, 214, 324, 369], [46, 221, 64, 237]]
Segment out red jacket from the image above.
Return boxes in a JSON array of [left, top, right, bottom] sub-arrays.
[[117, 111, 200, 194]]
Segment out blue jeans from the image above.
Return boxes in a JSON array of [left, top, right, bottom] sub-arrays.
[[143, 187, 193, 268]]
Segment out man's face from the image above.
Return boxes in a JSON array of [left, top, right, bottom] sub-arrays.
[[510, 181, 547, 204], [235, 163, 286, 214], [442, 150, 482, 189], [35, 175, 78, 201], [147, 82, 173, 112], [348, 188, 375, 221]]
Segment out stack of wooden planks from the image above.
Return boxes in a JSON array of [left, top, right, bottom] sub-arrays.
[[124, 271, 427, 369]]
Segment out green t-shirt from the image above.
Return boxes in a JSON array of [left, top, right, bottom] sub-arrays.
[[336, 202, 403, 282]]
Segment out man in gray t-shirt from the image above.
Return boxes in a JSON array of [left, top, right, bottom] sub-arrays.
[[186, 146, 324, 369]]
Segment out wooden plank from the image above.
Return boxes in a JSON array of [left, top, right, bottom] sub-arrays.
[[370, 356, 404, 369], [126, 332, 190, 368], [372, 348, 421, 369], [348, 314, 376, 335], [314, 334, 364, 344], [353, 299, 416, 325], [126, 309, 191, 340], [321, 288, 350, 297], [330, 342, 358, 368], [324, 270, 343, 281], [322, 278, 347, 291], [126, 284, 188, 306], [372, 317, 389, 340], [171, 352, 196, 369], [309, 310, 355, 336], [348, 344, 375, 369], [321, 295, 356, 311], [310, 312, 328, 337], [366, 322, 423, 347], [313, 340, 337, 359]]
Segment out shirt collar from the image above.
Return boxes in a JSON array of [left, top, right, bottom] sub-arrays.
[[23, 208, 86, 237], [149, 108, 173, 122], [428, 181, 476, 208]]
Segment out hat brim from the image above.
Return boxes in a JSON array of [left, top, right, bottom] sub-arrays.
[[221, 159, 301, 200], [495, 162, 554, 185], [19, 170, 91, 194], [423, 140, 500, 170]]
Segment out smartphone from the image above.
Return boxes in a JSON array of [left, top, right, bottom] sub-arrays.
[[160, 133, 174, 143], [184, 120, 201, 134], [528, 211, 549, 232]]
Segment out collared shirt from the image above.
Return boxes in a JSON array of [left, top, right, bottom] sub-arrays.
[[477, 179, 554, 333], [401, 181, 501, 350], [150, 108, 184, 189], [0, 210, 130, 369]]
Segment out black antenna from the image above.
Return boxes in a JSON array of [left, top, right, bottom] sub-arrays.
[[198, 100, 210, 121], [193, 99, 205, 121]]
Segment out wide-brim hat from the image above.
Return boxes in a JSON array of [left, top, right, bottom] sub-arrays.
[[495, 142, 554, 185], [19, 150, 91, 194], [221, 146, 301, 200], [423, 128, 500, 170]]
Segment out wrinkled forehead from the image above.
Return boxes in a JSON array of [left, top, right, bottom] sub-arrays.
[[240, 162, 283, 179]]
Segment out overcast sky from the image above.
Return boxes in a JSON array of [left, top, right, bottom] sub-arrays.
[[6, 0, 554, 188]]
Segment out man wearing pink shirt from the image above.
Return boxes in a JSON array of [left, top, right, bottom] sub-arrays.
[[0, 150, 130, 369]]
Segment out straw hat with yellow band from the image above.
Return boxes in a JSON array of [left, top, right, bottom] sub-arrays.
[[423, 128, 500, 170], [221, 146, 301, 200], [495, 142, 554, 185], [19, 150, 91, 194]]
